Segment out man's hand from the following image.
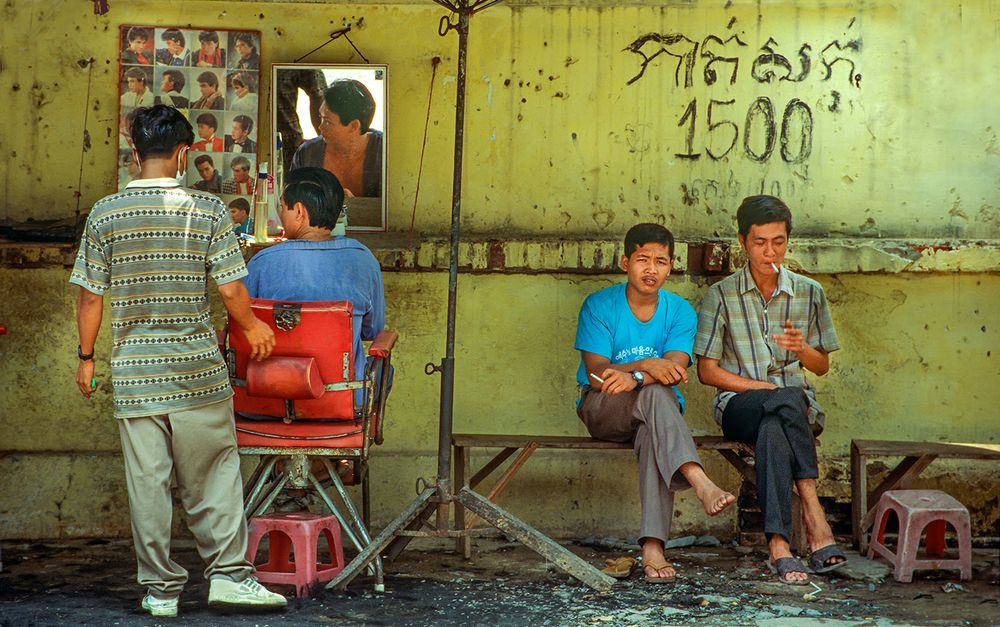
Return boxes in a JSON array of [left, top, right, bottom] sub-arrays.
[[243, 317, 275, 361], [642, 358, 688, 385], [76, 360, 97, 398], [599, 368, 638, 396], [773, 319, 807, 353]]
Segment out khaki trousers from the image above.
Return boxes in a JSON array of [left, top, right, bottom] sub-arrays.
[[577, 384, 702, 545], [117, 398, 252, 599]]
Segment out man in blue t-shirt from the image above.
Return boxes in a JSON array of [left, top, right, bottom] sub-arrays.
[[243, 167, 386, 408], [574, 223, 735, 583]]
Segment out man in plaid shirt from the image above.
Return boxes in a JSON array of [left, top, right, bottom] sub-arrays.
[[694, 195, 847, 585]]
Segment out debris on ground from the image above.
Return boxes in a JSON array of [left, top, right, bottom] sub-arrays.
[[0, 537, 995, 625]]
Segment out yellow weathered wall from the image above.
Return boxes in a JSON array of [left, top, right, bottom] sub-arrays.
[[4, 0, 1000, 238], [1, 0, 998, 540]]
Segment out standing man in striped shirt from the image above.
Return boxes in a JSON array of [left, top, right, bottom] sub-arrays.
[[694, 195, 847, 586], [70, 105, 286, 617]]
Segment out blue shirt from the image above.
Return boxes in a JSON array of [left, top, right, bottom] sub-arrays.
[[244, 237, 385, 403], [233, 217, 253, 237], [574, 283, 697, 411]]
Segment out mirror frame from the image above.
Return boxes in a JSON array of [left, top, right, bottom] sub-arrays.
[[271, 63, 388, 233]]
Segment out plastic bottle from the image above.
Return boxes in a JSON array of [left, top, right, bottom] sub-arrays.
[[253, 162, 269, 243]]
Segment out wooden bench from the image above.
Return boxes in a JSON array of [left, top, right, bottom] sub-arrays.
[[452, 433, 808, 557], [851, 439, 1000, 552]]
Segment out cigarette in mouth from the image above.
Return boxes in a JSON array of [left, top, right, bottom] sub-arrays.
[[589, 372, 605, 384], [771, 262, 780, 273]]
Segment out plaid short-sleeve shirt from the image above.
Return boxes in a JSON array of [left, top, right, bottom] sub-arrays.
[[69, 178, 247, 419], [693, 265, 841, 430]]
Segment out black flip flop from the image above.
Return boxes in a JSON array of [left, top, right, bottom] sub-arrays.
[[766, 557, 810, 586], [809, 543, 848, 573]]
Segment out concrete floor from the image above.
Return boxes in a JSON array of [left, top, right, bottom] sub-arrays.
[[0, 535, 997, 626]]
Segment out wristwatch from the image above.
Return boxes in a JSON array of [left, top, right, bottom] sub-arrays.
[[630, 370, 645, 390], [78, 345, 94, 361]]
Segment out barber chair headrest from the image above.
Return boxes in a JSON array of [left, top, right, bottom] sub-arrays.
[[246, 356, 325, 400]]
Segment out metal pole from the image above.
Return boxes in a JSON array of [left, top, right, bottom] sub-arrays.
[[328, 1, 616, 591], [435, 4, 470, 530]]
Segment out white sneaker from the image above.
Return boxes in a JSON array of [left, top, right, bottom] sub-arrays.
[[208, 576, 287, 608], [141, 594, 179, 617]]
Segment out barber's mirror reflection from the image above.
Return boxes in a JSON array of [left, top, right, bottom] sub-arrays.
[[271, 63, 387, 232]]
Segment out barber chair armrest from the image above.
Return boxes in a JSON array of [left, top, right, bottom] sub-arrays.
[[368, 330, 398, 358]]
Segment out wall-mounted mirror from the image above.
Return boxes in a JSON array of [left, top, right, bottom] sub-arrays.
[[272, 63, 387, 232]]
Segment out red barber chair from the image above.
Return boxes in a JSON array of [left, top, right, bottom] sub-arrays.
[[223, 299, 396, 591]]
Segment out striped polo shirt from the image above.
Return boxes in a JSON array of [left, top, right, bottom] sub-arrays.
[[69, 178, 247, 419], [693, 264, 841, 430]]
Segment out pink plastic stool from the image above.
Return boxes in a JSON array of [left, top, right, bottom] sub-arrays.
[[867, 489, 972, 582], [246, 512, 345, 597]]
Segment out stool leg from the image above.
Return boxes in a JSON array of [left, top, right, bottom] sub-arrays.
[[246, 525, 265, 566], [875, 506, 891, 544], [270, 530, 293, 572], [895, 513, 921, 583], [867, 504, 891, 560], [956, 513, 972, 581], [924, 519, 946, 558], [297, 526, 319, 598]]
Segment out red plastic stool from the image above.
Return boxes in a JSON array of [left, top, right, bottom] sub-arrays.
[[246, 512, 346, 597], [867, 489, 972, 582]]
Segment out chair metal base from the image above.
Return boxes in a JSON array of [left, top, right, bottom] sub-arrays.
[[241, 449, 384, 591]]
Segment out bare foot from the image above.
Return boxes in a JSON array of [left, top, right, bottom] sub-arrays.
[[641, 539, 677, 581], [695, 485, 736, 516], [643, 562, 676, 581], [805, 515, 846, 566], [769, 536, 808, 583]]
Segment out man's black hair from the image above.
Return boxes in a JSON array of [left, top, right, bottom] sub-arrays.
[[736, 195, 793, 238], [162, 69, 185, 92], [233, 32, 256, 51], [228, 197, 250, 213], [130, 105, 194, 159], [193, 154, 214, 168], [624, 223, 674, 258], [283, 167, 345, 230], [323, 79, 376, 133], [127, 27, 150, 43], [198, 31, 219, 45], [124, 67, 147, 84], [160, 29, 185, 47], [230, 71, 257, 92], [195, 112, 218, 130], [232, 114, 254, 134], [197, 71, 219, 88]]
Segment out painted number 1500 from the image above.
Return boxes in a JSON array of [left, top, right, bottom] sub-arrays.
[[674, 97, 813, 164]]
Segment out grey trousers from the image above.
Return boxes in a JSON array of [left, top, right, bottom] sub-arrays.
[[721, 387, 819, 543], [117, 398, 253, 599], [577, 384, 702, 544]]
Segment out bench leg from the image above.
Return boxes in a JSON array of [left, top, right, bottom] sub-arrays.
[[851, 444, 866, 551], [453, 444, 472, 559], [791, 490, 808, 556], [466, 443, 539, 529]]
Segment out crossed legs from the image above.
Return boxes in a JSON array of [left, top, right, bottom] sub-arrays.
[[722, 387, 843, 582], [578, 384, 735, 580]]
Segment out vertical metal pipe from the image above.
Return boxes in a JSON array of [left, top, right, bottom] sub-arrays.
[[435, 4, 470, 528]]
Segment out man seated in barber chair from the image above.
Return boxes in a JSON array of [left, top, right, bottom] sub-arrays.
[[242, 166, 389, 508]]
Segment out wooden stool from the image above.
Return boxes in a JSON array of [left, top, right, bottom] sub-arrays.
[[246, 512, 346, 597], [867, 489, 972, 582]]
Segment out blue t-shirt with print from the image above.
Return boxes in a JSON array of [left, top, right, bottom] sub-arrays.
[[574, 283, 697, 411]]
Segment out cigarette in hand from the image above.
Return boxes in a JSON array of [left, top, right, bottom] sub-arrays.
[[771, 262, 780, 274], [589, 372, 605, 384]]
